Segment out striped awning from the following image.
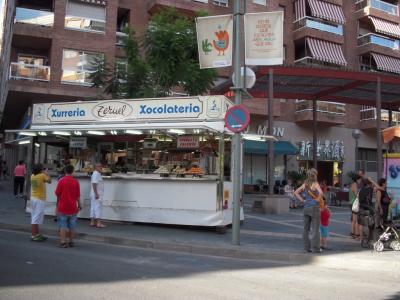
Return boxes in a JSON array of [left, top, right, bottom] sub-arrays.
[[295, 0, 306, 21], [369, 16, 400, 39], [308, 0, 345, 24], [371, 52, 400, 74], [306, 37, 347, 66]]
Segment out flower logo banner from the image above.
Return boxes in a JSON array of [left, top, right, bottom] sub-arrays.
[[196, 14, 233, 69], [245, 11, 283, 66]]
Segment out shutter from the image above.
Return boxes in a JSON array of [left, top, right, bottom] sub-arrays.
[[66, 1, 106, 21]]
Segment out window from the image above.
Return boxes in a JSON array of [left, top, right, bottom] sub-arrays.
[[65, 0, 106, 33], [61, 49, 101, 85], [213, 0, 228, 7], [253, 0, 266, 5], [357, 148, 383, 172], [115, 58, 127, 82]]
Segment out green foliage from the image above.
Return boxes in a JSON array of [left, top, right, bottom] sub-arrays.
[[88, 55, 110, 89], [287, 170, 306, 187], [91, 8, 217, 98], [144, 8, 216, 96]]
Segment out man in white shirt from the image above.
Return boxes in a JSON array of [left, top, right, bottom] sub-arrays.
[[90, 163, 106, 228]]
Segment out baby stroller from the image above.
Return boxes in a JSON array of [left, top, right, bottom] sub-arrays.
[[358, 207, 377, 249], [373, 205, 400, 252]]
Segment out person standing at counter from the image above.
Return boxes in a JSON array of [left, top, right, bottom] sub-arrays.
[[13, 160, 26, 198], [30, 163, 51, 242], [90, 163, 106, 228], [55, 164, 81, 248]]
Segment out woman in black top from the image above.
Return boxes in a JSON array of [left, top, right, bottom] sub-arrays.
[[376, 178, 391, 224]]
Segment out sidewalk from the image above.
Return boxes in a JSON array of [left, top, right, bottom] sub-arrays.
[[1, 179, 398, 270]]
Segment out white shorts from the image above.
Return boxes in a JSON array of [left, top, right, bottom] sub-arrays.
[[90, 195, 103, 219], [31, 197, 46, 225]]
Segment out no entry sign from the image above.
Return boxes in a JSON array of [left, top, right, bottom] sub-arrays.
[[225, 105, 251, 133]]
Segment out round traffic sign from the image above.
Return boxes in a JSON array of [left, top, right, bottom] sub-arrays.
[[225, 105, 251, 133]]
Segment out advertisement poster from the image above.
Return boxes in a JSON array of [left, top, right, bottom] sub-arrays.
[[244, 11, 283, 66], [383, 154, 400, 217], [196, 14, 233, 69]]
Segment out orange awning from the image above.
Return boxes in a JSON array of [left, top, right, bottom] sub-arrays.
[[382, 126, 400, 143]]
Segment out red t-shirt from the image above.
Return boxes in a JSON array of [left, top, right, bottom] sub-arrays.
[[321, 208, 331, 227], [55, 175, 80, 215]]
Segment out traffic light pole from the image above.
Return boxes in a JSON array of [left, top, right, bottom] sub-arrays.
[[232, 0, 242, 245]]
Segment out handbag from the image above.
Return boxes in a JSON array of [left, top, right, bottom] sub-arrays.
[[352, 193, 359, 213]]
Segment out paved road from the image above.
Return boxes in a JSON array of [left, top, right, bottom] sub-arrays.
[[1, 229, 399, 300]]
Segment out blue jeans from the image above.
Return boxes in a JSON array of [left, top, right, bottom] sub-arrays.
[[57, 214, 77, 230]]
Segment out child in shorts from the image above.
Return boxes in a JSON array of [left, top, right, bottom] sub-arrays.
[[320, 198, 331, 250]]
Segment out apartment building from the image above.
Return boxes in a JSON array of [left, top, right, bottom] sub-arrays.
[[0, 0, 399, 184]]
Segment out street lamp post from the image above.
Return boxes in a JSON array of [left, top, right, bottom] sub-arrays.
[[352, 129, 361, 171]]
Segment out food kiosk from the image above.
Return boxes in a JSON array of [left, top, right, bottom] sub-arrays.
[[12, 96, 245, 227]]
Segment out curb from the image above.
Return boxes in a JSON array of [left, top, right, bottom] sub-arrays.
[[1, 222, 399, 272], [0, 222, 313, 264]]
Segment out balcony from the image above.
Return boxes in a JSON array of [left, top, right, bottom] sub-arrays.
[[293, 17, 343, 36], [360, 106, 400, 129], [356, 0, 399, 16], [358, 33, 400, 50], [9, 62, 50, 81], [295, 100, 346, 125], [15, 7, 54, 26]]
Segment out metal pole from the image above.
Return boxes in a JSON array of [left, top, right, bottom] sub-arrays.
[[268, 68, 274, 195], [389, 108, 393, 153], [376, 77, 382, 180], [355, 139, 358, 171], [312, 100, 318, 169], [232, 0, 242, 245]]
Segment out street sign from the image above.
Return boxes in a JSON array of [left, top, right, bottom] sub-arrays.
[[225, 105, 250, 133]]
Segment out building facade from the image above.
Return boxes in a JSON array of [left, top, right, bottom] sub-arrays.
[[0, 0, 399, 183]]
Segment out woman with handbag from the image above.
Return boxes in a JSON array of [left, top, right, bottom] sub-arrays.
[[349, 175, 362, 239], [294, 168, 324, 253]]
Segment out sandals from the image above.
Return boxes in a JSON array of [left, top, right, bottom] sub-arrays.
[[96, 223, 107, 228], [60, 241, 68, 248]]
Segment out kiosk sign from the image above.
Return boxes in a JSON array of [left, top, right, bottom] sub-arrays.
[[32, 96, 231, 125], [225, 105, 250, 133]]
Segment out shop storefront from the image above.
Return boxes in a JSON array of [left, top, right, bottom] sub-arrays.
[[8, 96, 246, 227], [243, 121, 298, 192], [297, 139, 344, 186]]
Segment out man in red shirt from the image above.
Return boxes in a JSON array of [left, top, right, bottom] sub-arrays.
[[55, 164, 81, 248]]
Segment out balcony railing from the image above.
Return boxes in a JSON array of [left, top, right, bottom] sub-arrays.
[[116, 31, 128, 46], [358, 32, 400, 49], [15, 7, 54, 26], [294, 56, 344, 68], [296, 100, 346, 115], [293, 16, 343, 35], [356, 0, 399, 16], [61, 70, 95, 86], [360, 107, 400, 124], [10, 62, 50, 81]]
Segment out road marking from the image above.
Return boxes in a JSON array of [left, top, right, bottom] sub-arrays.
[[240, 229, 358, 244], [246, 214, 349, 238]]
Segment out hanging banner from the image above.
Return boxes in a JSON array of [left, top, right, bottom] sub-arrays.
[[244, 11, 283, 66], [196, 14, 233, 69]]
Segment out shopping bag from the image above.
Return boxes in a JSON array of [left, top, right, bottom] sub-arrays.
[[352, 195, 359, 213]]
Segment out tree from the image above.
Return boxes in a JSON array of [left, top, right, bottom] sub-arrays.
[[88, 54, 110, 89], [91, 9, 217, 98], [144, 8, 217, 96]]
